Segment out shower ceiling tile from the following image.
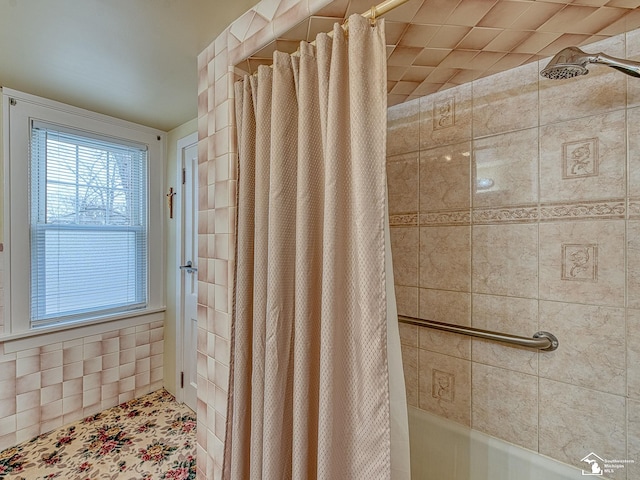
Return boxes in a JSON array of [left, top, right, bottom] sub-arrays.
[[446, 0, 499, 27], [428, 25, 472, 48], [388, 46, 423, 66], [456, 27, 503, 50], [398, 23, 440, 47], [412, 0, 460, 25], [509, 2, 564, 30], [413, 48, 452, 67], [243, 0, 640, 106], [401, 65, 436, 82], [385, 21, 410, 45], [477, 1, 533, 29]]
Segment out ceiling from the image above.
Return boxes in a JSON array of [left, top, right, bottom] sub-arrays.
[[1, 1, 639, 132], [242, 0, 640, 107], [0, 0, 259, 131]]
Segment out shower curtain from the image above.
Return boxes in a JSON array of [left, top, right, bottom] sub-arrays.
[[226, 14, 409, 480]]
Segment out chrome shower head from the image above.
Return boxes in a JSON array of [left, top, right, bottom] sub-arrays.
[[540, 46, 640, 80]]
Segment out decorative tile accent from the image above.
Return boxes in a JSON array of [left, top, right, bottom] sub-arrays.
[[419, 210, 470, 226], [418, 350, 470, 426], [540, 201, 625, 221], [472, 206, 538, 224], [561, 243, 598, 282], [433, 97, 454, 130], [539, 221, 625, 306], [389, 213, 418, 227], [431, 369, 454, 402], [562, 138, 598, 179]]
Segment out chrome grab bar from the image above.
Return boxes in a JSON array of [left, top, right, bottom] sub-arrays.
[[398, 315, 559, 352]]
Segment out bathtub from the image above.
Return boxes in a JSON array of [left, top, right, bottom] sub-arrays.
[[408, 406, 585, 480]]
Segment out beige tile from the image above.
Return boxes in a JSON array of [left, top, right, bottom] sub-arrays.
[[387, 152, 419, 215], [628, 108, 640, 199], [418, 289, 471, 360], [627, 222, 640, 309], [398, 322, 418, 348], [539, 220, 625, 306], [471, 294, 538, 375], [628, 29, 640, 108], [473, 128, 538, 208], [471, 363, 538, 451], [472, 61, 538, 137], [629, 399, 640, 480], [387, 98, 420, 156], [539, 300, 625, 395], [401, 344, 418, 407], [472, 224, 538, 298], [418, 349, 471, 426], [539, 36, 626, 126], [419, 226, 471, 292], [539, 379, 626, 475], [419, 83, 472, 149], [627, 309, 640, 399], [395, 285, 418, 317], [539, 110, 625, 203], [390, 227, 419, 287], [420, 142, 471, 212]]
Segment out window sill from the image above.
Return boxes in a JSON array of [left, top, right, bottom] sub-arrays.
[[1, 307, 166, 353]]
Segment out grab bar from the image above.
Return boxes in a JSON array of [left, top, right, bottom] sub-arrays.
[[398, 315, 559, 352]]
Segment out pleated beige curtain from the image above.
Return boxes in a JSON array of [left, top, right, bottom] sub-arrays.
[[226, 14, 409, 480]]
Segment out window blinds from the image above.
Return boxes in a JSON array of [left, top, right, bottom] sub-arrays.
[[30, 121, 149, 327]]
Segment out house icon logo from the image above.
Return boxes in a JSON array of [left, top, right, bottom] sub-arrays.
[[582, 453, 604, 476]]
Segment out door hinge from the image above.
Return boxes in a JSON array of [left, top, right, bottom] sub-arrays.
[[182, 167, 186, 185], [9, 98, 16, 106], [180, 371, 184, 389]]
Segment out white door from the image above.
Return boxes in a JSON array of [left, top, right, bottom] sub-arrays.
[[180, 141, 198, 411]]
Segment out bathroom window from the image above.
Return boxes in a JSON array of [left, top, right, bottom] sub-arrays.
[[4, 88, 165, 336], [30, 122, 148, 327]]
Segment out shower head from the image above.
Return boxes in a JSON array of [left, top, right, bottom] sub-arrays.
[[540, 46, 640, 80]]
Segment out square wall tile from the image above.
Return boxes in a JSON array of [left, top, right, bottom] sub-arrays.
[[418, 349, 471, 427], [391, 227, 419, 288], [471, 294, 538, 375], [539, 110, 625, 203], [539, 220, 625, 306], [420, 142, 471, 212], [387, 152, 419, 215], [471, 363, 538, 451], [419, 83, 472, 148], [395, 285, 418, 317], [472, 61, 538, 138], [629, 399, 640, 480], [418, 289, 471, 360], [627, 221, 640, 309], [628, 107, 640, 199], [387, 98, 420, 156], [539, 379, 626, 475], [539, 300, 625, 395], [472, 224, 538, 298], [420, 226, 471, 292], [627, 309, 640, 400], [472, 128, 538, 209]]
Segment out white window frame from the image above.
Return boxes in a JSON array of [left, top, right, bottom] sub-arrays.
[[2, 88, 166, 345]]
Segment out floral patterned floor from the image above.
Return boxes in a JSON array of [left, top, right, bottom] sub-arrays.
[[0, 389, 196, 480]]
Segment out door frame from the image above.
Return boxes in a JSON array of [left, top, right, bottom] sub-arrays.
[[174, 132, 198, 405]]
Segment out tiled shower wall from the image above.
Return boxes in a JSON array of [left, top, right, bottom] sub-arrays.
[[389, 30, 640, 478]]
